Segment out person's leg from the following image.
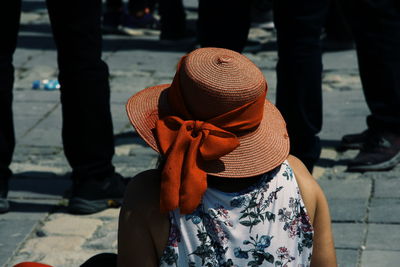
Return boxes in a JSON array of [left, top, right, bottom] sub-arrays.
[[102, 0, 124, 33], [344, 0, 400, 133], [0, 0, 21, 212], [106, 0, 123, 11], [339, 0, 400, 171], [274, 0, 330, 172], [197, 0, 252, 53], [325, 0, 353, 47], [46, 0, 125, 213], [158, 0, 187, 40]]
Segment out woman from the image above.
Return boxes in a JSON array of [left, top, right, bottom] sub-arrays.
[[119, 47, 337, 266]]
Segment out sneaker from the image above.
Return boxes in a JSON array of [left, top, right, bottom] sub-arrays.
[[0, 179, 9, 213], [337, 129, 370, 151], [67, 173, 126, 214], [347, 131, 400, 172]]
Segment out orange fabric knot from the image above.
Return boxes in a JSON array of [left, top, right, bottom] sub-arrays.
[[156, 117, 239, 214], [154, 55, 267, 214]]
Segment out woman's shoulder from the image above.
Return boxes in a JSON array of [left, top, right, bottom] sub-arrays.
[[118, 170, 170, 264], [287, 156, 337, 265], [286, 155, 322, 224], [123, 169, 162, 213]]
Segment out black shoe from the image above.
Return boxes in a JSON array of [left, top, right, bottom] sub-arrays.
[[0, 179, 10, 213], [347, 131, 400, 172], [338, 129, 370, 151], [68, 173, 126, 214]]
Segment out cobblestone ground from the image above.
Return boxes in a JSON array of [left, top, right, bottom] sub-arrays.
[[1, 1, 400, 267]]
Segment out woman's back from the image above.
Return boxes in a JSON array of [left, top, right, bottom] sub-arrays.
[[118, 155, 336, 267], [160, 161, 313, 266], [118, 48, 336, 267]]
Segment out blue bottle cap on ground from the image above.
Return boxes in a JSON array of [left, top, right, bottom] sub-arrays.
[[32, 80, 41, 90]]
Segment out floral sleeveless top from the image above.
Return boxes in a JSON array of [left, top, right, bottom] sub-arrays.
[[159, 161, 314, 267]]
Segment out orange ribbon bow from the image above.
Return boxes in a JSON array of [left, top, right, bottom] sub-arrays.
[[155, 56, 266, 214]]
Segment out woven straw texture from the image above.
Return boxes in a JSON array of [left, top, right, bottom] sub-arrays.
[[126, 48, 289, 178]]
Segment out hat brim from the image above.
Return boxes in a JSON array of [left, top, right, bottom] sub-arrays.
[[126, 84, 290, 178]]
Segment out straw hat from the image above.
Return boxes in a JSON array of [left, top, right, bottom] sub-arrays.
[[126, 47, 289, 178]]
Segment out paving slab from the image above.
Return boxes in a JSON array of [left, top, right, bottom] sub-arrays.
[[320, 89, 369, 141], [369, 198, 400, 224], [14, 90, 60, 103], [328, 199, 368, 222], [361, 250, 400, 267], [0, 219, 39, 267], [110, 75, 156, 94], [336, 249, 359, 267], [365, 224, 400, 251], [322, 51, 359, 71], [106, 50, 184, 73], [374, 178, 400, 198], [19, 104, 62, 147], [111, 91, 140, 104], [23, 51, 57, 69], [111, 104, 131, 134], [318, 179, 372, 199], [13, 101, 58, 140], [332, 223, 365, 249], [13, 48, 44, 69]]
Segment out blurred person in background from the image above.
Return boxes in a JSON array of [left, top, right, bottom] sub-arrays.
[[102, 0, 191, 43], [102, 0, 159, 35]]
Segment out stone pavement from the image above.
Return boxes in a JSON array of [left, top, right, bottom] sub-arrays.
[[1, 1, 400, 266]]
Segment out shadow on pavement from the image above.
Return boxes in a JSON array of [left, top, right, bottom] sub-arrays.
[[321, 139, 341, 148], [8, 200, 58, 213], [16, 33, 197, 52], [114, 131, 149, 147], [21, 0, 47, 12], [9, 171, 71, 198]]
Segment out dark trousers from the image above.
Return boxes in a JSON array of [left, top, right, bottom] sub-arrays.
[[274, 0, 329, 170], [325, 0, 353, 42], [0, 0, 115, 181], [198, 0, 253, 53], [158, 0, 187, 39], [275, 0, 400, 170], [339, 0, 400, 134]]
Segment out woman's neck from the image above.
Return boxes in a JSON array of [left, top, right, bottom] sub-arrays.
[[206, 174, 264, 193]]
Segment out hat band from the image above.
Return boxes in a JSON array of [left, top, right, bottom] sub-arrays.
[[155, 56, 267, 214]]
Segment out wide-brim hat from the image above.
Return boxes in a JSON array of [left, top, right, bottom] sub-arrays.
[[126, 47, 289, 178]]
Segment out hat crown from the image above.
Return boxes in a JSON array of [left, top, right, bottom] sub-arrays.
[[179, 48, 267, 120]]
